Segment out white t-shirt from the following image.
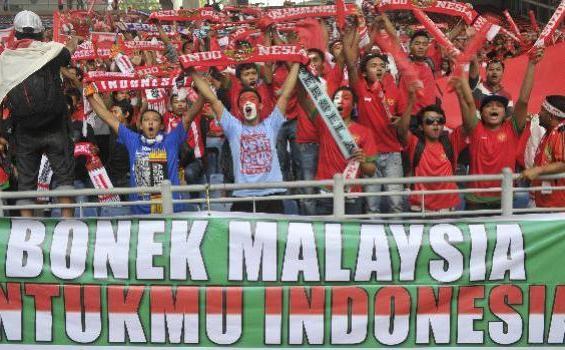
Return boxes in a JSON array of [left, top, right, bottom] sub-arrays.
[[221, 107, 286, 197]]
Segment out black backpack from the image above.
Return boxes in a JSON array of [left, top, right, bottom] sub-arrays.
[[6, 58, 67, 129], [411, 131, 454, 175]]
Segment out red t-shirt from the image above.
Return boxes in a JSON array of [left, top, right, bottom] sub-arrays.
[[455, 120, 521, 202], [324, 63, 345, 98], [163, 112, 205, 159], [315, 118, 378, 191], [405, 133, 461, 211], [228, 74, 274, 121], [273, 65, 317, 143], [353, 78, 402, 153], [533, 122, 565, 207], [398, 59, 438, 115]]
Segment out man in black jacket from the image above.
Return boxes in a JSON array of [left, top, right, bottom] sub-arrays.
[[1, 11, 77, 217]]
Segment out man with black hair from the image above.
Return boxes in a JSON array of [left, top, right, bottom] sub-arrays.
[[397, 30, 440, 115], [86, 89, 203, 214], [453, 48, 544, 210], [0, 10, 77, 218], [298, 85, 378, 214], [343, 23, 405, 213], [522, 95, 565, 207], [469, 57, 514, 115], [190, 63, 299, 214], [396, 102, 466, 212], [221, 62, 275, 121]]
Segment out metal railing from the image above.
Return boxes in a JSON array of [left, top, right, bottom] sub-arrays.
[[0, 169, 565, 219], [0, 167, 563, 219]]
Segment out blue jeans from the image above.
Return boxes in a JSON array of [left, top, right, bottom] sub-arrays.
[[365, 152, 405, 213], [295, 143, 319, 215], [276, 119, 299, 182], [51, 180, 98, 218]]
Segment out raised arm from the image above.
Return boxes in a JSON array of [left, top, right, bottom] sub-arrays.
[[181, 95, 205, 129], [343, 23, 360, 86], [296, 81, 318, 121], [396, 88, 417, 145], [190, 69, 225, 119], [451, 73, 478, 134], [468, 55, 480, 88], [513, 48, 544, 132], [275, 62, 299, 115], [86, 92, 120, 134]]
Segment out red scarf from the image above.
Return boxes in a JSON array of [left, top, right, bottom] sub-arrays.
[[74, 142, 120, 203], [412, 9, 460, 56], [258, 4, 356, 28], [87, 76, 192, 93], [532, 0, 565, 49], [179, 45, 308, 69], [149, 8, 226, 22]]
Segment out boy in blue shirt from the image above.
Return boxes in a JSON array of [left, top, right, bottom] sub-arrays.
[[87, 91, 203, 214]]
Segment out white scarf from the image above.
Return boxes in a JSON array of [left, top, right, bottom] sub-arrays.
[[0, 40, 64, 103]]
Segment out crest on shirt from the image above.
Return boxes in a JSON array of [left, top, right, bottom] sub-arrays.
[[497, 132, 507, 142], [410, 0, 437, 8], [386, 97, 395, 106]]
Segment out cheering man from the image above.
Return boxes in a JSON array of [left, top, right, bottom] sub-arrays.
[[190, 63, 300, 214], [521, 95, 565, 207]]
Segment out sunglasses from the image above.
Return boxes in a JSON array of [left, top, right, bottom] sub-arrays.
[[423, 116, 446, 125]]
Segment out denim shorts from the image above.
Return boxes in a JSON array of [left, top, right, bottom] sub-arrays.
[[15, 119, 75, 194]]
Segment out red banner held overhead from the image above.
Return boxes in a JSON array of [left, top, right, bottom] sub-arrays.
[[179, 45, 309, 69]]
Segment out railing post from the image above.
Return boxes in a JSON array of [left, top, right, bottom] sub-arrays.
[[160, 180, 174, 215], [333, 173, 345, 219], [501, 167, 514, 217]]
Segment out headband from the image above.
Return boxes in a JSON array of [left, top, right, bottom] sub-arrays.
[[542, 100, 565, 118]]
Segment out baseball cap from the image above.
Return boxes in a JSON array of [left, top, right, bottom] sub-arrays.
[[13, 11, 44, 34], [480, 94, 509, 111]]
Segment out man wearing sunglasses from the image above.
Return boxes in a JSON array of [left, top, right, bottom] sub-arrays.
[[396, 104, 465, 212]]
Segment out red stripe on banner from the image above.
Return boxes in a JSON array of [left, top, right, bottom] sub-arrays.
[[457, 286, 484, 315], [289, 286, 325, 315], [551, 285, 565, 314], [265, 287, 282, 315], [489, 285, 523, 314], [0, 283, 21, 311], [374, 287, 410, 316], [107, 285, 144, 314], [417, 287, 453, 315], [206, 287, 243, 315], [64, 285, 101, 313], [25, 284, 59, 312], [529, 285, 546, 314], [332, 287, 369, 316], [150, 286, 199, 314]]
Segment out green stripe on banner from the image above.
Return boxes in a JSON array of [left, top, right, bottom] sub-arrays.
[[0, 215, 563, 346]]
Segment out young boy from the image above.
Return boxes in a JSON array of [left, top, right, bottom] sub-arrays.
[[86, 90, 203, 214]]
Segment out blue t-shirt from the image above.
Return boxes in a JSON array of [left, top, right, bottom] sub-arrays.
[[221, 107, 286, 197], [118, 123, 187, 214]]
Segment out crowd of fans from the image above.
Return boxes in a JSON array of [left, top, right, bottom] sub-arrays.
[[0, 2, 564, 218]]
